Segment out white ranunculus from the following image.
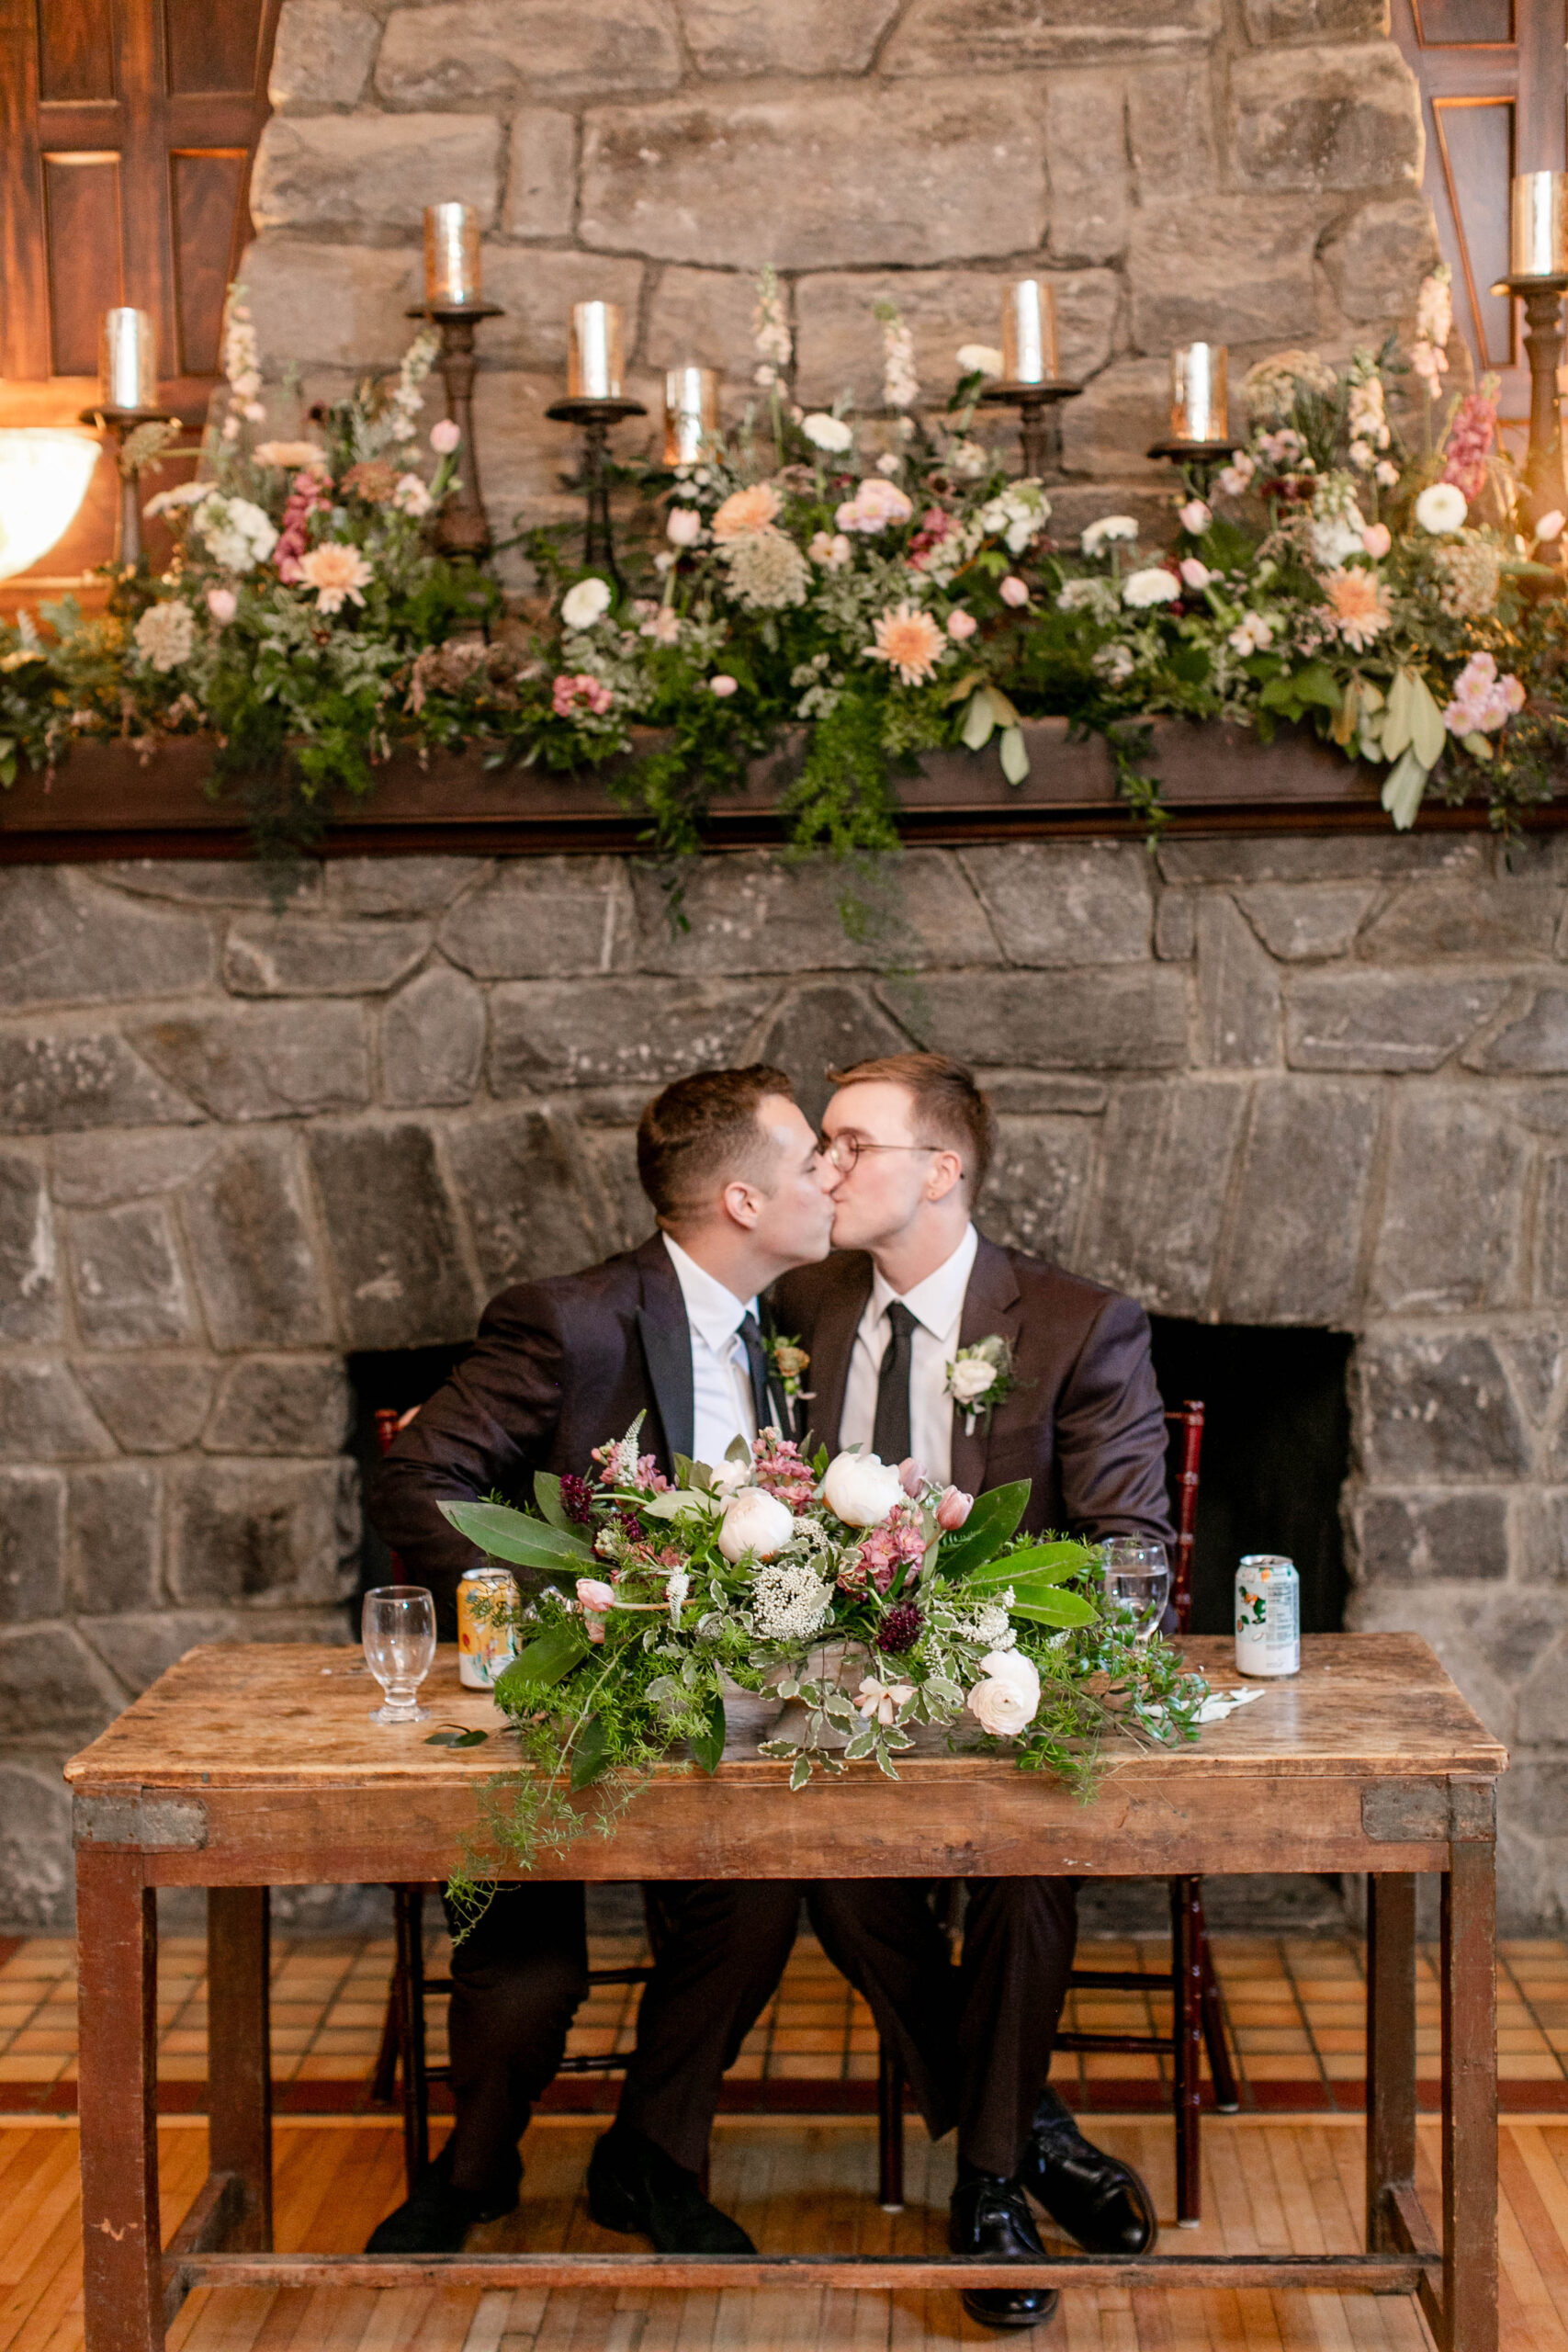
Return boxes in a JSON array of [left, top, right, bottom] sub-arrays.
[[1416, 482, 1468, 536], [820, 1450, 906, 1528], [950, 1358, 998, 1404], [561, 576, 612, 628], [982, 1647, 1040, 1707], [802, 413, 853, 453], [1123, 566, 1181, 608], [717, 1486, 795, 1563], [967, 1645, 1041, 1736], [1081, 514, 1139, 557]]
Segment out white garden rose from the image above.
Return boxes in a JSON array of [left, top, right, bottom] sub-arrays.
[[561, 576, 612, 628], [949, 1358, 998, 1406], [802, 413, 853, 454], [717, 1486, 795, 1563], [820, 1450, 906, 1528], [966, 1646, 1041, 1736], [1416, 483, 1467, 535]]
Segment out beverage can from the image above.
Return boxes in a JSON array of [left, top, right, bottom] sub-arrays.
[[457, 1567, 518, 1690], [1235, 1555, 1300, 1679]]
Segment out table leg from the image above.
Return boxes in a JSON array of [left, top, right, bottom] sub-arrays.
[[77, 1846, 163, 2352], [1171, 1876, 1202, 2225], [1441, 1844, 1498, 2352], [207, 1889, 273, 2250], [1365, 1873, 1416, 2252]]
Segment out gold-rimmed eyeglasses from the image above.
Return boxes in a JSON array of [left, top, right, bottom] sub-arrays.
[[819, 1134, 948, 1175]]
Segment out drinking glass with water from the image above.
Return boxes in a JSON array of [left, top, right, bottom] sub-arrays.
[[362, 1584, 437, 1724], [1099, 1537, 1172, 1645]]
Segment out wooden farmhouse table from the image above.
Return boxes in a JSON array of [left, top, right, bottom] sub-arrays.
[[65, 1632, 1506, 2352]]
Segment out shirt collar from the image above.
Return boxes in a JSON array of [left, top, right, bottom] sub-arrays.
[[868, 1222, 978, 1344], [662, 1233, 757, 1353]]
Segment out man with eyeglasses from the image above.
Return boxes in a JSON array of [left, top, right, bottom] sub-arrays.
[[768, 1050, 1175, 2331]]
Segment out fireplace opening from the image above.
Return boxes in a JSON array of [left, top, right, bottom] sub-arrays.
[[347, 1343, 471, 1596], [1147, 1318, 1354, 1640]]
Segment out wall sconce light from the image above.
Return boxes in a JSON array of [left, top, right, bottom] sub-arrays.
[[0, 428, 100, 581]]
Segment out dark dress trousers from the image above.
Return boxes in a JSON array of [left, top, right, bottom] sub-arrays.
[[765, 1234, 1176, 2177], [367, 1234, 799, 2190]]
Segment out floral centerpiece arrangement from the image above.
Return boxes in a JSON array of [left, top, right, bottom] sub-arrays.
[[436, 1419, 1207, 1910], [4, 265, 1564, 878]]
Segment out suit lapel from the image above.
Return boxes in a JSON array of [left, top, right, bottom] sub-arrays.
[[801, 1258, 873, 1457], [949, 1236, 1023, 1496], [635, 1236, 694, 1471]]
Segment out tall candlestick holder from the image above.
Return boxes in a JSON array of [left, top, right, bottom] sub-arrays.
[[1146, 435, 1237, 489], [546, 393, 649, 589], [976, 380, 1081, 481], [407, 300, 503, 559], [1492, 272, 1568, 543], [77, 401, 177, 568]]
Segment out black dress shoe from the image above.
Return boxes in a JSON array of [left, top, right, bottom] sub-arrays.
[[587, 2121, 755, 2254], [364, 2142, 519, 2253], [949, 2165, 1059, 2331], [1016, 2086, 1157, 2256]]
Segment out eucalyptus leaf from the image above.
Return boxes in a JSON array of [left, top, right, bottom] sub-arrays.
[[532, 1472, 572, 1532], [690, 1692, 728, 1775], [998, 725, 1030, 785], [965, 1539, 1094, 1590], [570, 1713, 610, 1791], [1007, 1589, 1100, 1627], [441, 1500, 593, 1578], [962, 687, 997, 751], [936, 1482, 1031, 1578], [1409, 671, 1446, 769], [423, 1724, 489, 1748], [494, 1619, 588, 1699], [1381, 744, 1428, 831]]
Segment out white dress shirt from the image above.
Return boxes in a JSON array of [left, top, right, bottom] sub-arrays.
[[662, 1233, 759, 1471], [839, 1222, 978, 1487]]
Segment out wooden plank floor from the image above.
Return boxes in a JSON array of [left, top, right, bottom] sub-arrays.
[[5, 2112, 1567, 2351]]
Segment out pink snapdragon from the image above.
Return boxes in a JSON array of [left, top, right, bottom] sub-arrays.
[[273, 467, 331, 583], [552, 673, 614, 718], [1442, 650, 1526, 738], [750, 1430, 817, 1510], [1442, 390, 1498, 503], [843, 1503, 927, 1597]]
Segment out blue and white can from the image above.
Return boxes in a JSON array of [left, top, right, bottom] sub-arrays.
[[1235, 1555, 1300, 1679]]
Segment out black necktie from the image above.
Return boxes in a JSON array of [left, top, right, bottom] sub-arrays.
[[738, 1311, 772, 1433], [872, 1301, 918, 1466]]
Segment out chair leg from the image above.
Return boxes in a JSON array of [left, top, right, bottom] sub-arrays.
[[1193, 1893, 1239, 2113], [392, 1883, 431, 2195], [1171, 1876, 1202, 2227], [877, 2040, 906, 2212], [369, 1973, 401, 2108]]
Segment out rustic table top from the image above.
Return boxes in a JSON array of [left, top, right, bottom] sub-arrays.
[[64, 1633, 1506, 1794]]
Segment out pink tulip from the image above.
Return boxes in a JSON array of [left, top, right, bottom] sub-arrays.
[[1179, 499, 1211, 535], [936, 1486, 973, 1531], [1361, 523, 1392, 559], [206, 588, 237, 625], [576, 1577, 615, 1612], [430, 419, 461, 454], [897, 1457, 925, 1498], [709, 673, 739, 696], [999, 575, 1029, 608], [946, 608, 977, 640]]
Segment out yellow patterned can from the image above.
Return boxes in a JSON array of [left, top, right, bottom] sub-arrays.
[[458, 1567, 518, 1690]]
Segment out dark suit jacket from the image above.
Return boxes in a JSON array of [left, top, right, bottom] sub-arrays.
[[770, 1234, 1173, 1545], [370, 1232, 793, 1630]]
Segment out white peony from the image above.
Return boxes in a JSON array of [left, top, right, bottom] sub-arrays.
[[802, 413, 853, 453], [950, 1358, 998, 1405], [1122, 566, 1181, 608], [1416, 482, 1468, 535], [820, 1450, 906, 1528], [717, 1486, 795, 1563], [709, 1455, 753, 1498], [561, 576, 612, 628], [1082, 514, 1139, 557], [966, 1647, 1041, 1737]]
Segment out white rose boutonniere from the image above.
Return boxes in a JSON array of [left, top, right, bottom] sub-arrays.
[[944, 1334, 1019, 1434]]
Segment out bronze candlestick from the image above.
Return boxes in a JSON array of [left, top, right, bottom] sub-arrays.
[[977, 380, 1082, 481], [407, 300, 503, 559], [546, 394, 649, 589], [1147, 437, 1237, 491], [77, 402, 178, 568], [1494, 272, 1568, 544]]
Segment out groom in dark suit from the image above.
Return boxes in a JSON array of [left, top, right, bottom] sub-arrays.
[[768, 1050, 1174, 2331], [366, 1063, 834, 2256]]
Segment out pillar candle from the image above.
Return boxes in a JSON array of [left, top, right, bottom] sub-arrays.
[[423, 204, 483, 307], [570, 303, 624, 399], [1510, 172, 1568, 278], [100, 309, 157, 411], [1001, 280, 1058, 385], [1170, 343, 1228, 442], [663, 365, 720, 463]]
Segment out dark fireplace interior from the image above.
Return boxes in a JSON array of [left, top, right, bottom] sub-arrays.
[[1148, 1319, 1354, 1640], [349, 1343, 470, 1597]]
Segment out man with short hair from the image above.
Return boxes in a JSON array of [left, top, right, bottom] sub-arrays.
[[366, 1064, 835, 2256], [768, 1050, 1172, 2332]]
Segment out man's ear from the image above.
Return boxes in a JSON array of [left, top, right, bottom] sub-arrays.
[[925, 1150, 965, 1204], [721, 1178, 762, 1231]]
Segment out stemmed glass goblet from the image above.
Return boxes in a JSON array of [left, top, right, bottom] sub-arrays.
[[1100, 1537, 1172, 1647], [362, 1585, 436, 1724]]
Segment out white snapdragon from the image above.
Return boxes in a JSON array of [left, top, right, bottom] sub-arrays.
[[978, 481, 1050, 555]]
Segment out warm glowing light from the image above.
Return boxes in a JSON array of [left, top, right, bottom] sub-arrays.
[[0, 430, 99, 580]]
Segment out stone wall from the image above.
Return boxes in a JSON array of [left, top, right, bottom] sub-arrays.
[[245, 0, 1437, 558], [3, 835, 1566, 1926]]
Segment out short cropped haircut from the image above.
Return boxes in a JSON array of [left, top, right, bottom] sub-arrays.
[[637, 1064, 796, 1226], [826, 1051, 995, 1202]]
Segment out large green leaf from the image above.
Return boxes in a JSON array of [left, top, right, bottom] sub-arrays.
[[935, 1482, 1032, 1579], [964, 1539, 1094, 1591], [570, 1713, 610, 1791], [492, 1619, 588, 1702], [1007, 1588, 1100, 1628], [441, 1500, 592, 1579], [689, 1692, 727, 1776], [532, 1472, 572, 1532]]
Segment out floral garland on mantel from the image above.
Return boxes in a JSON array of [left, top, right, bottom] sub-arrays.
[[3, 265, 1565, 888]]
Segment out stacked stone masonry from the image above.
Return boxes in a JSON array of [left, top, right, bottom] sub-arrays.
[[3, 837, 1567, 1926], [247, 0, 1437, 565]]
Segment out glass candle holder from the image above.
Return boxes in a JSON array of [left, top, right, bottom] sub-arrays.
[[1170, 343, 1228, 442], [1001, 280, 1058, 384], [423, 202, 483, 307], [663, 364, 720, 463], [1511, 171, 1568, 279], [100, 309, 158, 411], [570, 303, 625, 399]]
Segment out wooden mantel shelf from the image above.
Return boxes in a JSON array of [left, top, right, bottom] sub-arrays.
[[0, 717, 1558, 861]]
